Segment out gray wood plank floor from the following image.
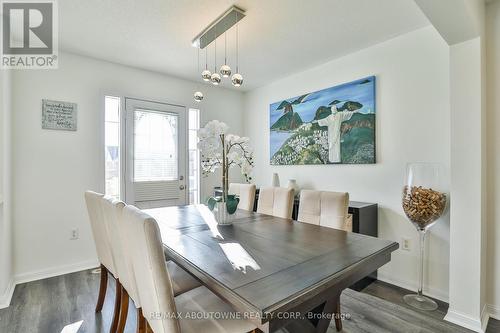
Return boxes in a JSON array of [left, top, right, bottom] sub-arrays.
[[0, 269, 498, 333]]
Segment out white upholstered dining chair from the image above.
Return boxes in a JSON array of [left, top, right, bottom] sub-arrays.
[[100, 196, 202, 333], [84, 191, 118, 317], [228, 183, 256, 211], [297, 190, 352, 231], [257, 186, 294, 219], [101, 196, 141, 333], [297, 189, 351, 333], [123, 204, 257, 333]]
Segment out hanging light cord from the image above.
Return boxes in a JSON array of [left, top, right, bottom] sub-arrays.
[[224, 32, 227, 65], [196, 47, 201, 90], [205, 47, 208, 70], [197, 47, 200, 73], [236, 15, 239, 73], [214, 28, 217, 72]]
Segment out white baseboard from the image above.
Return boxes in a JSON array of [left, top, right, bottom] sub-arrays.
[[481, 305, 490, 332], [377, 273, 449, 303], [0, 260, 99, 309], [444, 305, 488, 333], [14, 259, 99, 285], [487, 303, 500, 320], [0, 278, 15, 309]]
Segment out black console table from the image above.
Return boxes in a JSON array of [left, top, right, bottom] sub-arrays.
[[213, 188, 378, 291]]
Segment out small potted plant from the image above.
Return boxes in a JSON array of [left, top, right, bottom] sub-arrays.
[[198, 120, 254, 224]]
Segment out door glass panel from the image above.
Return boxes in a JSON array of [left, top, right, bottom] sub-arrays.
[[133, 109, 178, 182]]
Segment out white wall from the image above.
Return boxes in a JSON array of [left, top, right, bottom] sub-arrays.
[[414, 2, 487, 330], [0, 69, 13, 308], [446, 37, 486, 331], [486, 0, 500, 320], [243, 27, 451, 300], [11, 52, 244, 280]]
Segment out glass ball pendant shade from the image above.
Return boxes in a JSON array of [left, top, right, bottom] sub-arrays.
[[210, 72, 221, 85], [194, 91, 204, 102], [231, 73, 243, 87], [220, 64, 232, 77], [201, 70, 211, 81]]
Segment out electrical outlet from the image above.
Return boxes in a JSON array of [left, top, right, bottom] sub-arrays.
[[401, 238, 411, 251], [70, 228, 79, 240]]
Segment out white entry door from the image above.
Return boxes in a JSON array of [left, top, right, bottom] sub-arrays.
[[124, 98, 187, 208]]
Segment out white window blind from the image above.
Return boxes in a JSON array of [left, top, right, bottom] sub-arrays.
[[133, 109, 178, 182]]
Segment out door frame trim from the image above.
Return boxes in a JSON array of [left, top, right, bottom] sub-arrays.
[[123, 97, 189, 206], [100, 90, 189, 203]]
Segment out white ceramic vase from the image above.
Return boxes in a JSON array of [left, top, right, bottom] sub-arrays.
[[287, 179, 299, 195], [214, 201, 233, 225], [272, 173, 280, 187]]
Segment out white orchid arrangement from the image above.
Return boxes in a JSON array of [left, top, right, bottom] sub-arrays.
[[198, 120, 254, 200]]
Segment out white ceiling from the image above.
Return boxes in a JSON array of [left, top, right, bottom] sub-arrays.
[[59, 0, 430, 91]]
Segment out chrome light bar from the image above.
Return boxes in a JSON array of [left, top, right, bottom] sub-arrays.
[[192, 6, 245, 49]]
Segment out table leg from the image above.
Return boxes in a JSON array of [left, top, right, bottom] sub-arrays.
[[315, 292, 342, 333], [333, 295, 342, 332]]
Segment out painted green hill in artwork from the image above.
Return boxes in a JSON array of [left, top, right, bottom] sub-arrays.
[[270, 113, 375, 165], [270, 111, 304, 131], [313, 101, 364, 123], [275, 94, 309, 114], [314, 106, 332, 121], [338, 101, 363, 111], [341, 114, 375, 163]]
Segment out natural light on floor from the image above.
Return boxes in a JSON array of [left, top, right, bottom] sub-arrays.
[[60, 320, 83, 333]]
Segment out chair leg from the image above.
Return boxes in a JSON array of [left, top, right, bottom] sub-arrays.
[[137, 308, 146, 333], [110, 279, 122, 333], [95, 264, 108, 313], [117, 285, 130, 333], [146, 322, 153, 333]]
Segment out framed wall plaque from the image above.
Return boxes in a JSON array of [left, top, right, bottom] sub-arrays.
[[42, 99, 77, 131]]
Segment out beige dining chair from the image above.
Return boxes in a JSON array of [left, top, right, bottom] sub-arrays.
[[101, 196, 140, 333], [84, 191, 119, 323], [123, 204, 257, 333], [100, 197, 202, 333], [297, 189, 351, 332], [297, 189, 352, 231], [257, 186, 294, 219], [228, 183, 256, 211]]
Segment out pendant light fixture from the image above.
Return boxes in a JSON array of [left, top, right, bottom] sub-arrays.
[[231, 12, 243, 87], [219, 32, 231, 77], [192, 6, 245, 91], [210, 29, 221, 85], [201, 47, 211, 81], [194, 47, 204, 102]]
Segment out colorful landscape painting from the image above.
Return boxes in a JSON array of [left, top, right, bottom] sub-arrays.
[[270, 76, 376, 165]]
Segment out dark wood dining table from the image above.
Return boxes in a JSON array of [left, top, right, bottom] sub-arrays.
[[144, 205, 398, 333]]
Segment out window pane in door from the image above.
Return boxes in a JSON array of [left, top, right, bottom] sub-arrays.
[[134, 110, 178, 182]]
